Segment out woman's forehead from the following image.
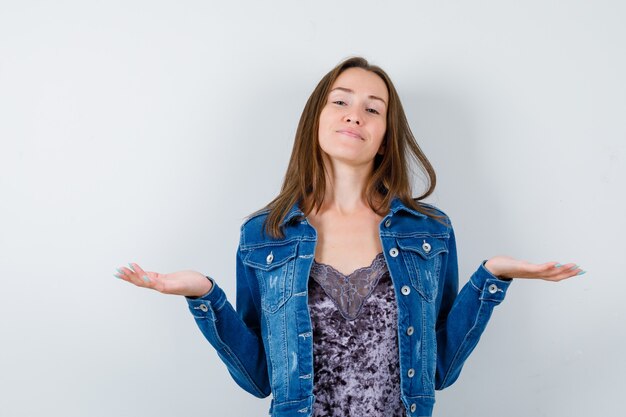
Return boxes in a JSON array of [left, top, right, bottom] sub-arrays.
[[331, 68, 388, 101]]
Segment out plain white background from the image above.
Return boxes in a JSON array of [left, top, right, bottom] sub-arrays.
[[1, 1, 624, 416]]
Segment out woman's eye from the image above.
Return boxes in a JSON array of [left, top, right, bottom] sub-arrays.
[[331, 100, 379, 115]]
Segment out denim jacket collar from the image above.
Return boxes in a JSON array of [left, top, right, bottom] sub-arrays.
[[280, 195, 427, 226], [388, 196, 428, 219]]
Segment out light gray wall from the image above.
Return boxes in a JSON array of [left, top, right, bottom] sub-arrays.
[[1, 1, 624, 416]]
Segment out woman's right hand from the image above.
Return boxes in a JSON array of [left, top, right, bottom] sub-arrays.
[[114, 263, 213, 298]]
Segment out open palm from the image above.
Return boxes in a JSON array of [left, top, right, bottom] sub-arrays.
[[485, 255, 585, 281], [114, 263, 212, 297]]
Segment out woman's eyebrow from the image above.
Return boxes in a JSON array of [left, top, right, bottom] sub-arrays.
[[330, 87, 387, 106]]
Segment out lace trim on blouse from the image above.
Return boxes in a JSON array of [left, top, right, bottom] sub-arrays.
[[310, 252, 387, 320]]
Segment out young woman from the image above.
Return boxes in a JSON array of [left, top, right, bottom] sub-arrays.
[[114, 57, 584, 417]]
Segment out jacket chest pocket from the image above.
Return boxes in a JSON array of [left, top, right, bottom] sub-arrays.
[[397, 236, 448, 302], [242, 241, 299, 314]]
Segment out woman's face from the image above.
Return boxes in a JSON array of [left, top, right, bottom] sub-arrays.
[[318, 67, 388, 169]]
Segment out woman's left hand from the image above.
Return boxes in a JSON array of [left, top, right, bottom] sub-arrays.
[[484, 255, 586, 281]]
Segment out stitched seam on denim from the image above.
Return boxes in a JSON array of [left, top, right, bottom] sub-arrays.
[[206, 315, 266, 397], [438, 301, 486, 388], [281, 303, 289, 399], [421, 297, 429, 391], [303, 269, 315, 394], [241, 237, 314, 251], [212, 294, 227, 311], [391, 269, 408, 397], [433, 255, 442, 295], [263, 308, 279, 398], [380, 231, 450, 239], [469, 278, 482, 293], [218, 342, 266, 397], [272, 396, 314, 407]]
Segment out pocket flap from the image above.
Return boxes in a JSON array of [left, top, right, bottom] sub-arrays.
[[243, 241, 299, 271], [396, 236, 447, 259]]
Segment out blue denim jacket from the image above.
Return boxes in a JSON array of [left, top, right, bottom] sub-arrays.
[[186, 196, 512, 417]]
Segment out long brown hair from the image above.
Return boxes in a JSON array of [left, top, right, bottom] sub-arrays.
[[253, 56, 446, 238]]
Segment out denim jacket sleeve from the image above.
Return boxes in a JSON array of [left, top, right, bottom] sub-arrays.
[[185, 234, 271, 398], [434, 223, 512, 389]]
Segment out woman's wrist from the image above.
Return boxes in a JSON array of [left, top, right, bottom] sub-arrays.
[[185, 274, 214, 298], [484, 258, 512, 280], [195, 276, 214, 297]]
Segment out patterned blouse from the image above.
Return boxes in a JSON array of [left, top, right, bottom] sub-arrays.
[[308, 252, 405, 417]]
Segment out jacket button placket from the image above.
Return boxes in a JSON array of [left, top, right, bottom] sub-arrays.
[[400, 278, 416, 402]]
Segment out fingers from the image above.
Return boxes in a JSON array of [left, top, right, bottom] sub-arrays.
[[130, 262, 152, 284], [511, 261, 586, 281], [543, 262, 586, 282], [114, 262, 154, 288]]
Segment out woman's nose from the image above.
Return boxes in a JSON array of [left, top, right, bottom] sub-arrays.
[[344, 113, 361, 125]]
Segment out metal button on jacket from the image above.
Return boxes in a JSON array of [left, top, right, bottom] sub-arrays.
[[407, 368, 415, 378], [401, 285, 411, 296], [384, 218, 392, 227], [389, 247, 399, 257], [407, 326, 414, 336], [410, 403, 417, 413], [422, 240, 431, 253], [488, 283, 498, 294], [266, 252, 274, 264], [199, 304, 208, 312]]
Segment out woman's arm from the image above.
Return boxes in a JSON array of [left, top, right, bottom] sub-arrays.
[[433, 223, 583, 390], [184, 243, 271, 398], [114, 237, 271, 398], [433, 225, 512, 389]]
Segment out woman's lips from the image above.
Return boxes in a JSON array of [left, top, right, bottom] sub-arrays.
[[337, 130, 363, 140]]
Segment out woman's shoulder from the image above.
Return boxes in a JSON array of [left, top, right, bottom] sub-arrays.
[[414, 199, 448, 217], [239, 207, 271, 235], [238, 205, 301, 247], [411, 199, 453, 229]]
